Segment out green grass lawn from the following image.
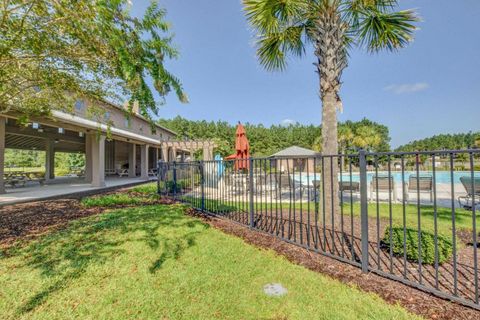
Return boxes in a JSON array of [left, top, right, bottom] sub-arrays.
[[0, 204, 419, 319]]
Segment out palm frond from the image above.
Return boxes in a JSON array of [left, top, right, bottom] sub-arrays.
[[356, 9, 419, 52], [243, 0, 311, 71], [256, 25, 307, 71], [243, 0, 309, 32]]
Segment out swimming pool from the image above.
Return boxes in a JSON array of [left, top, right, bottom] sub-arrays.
[[293, 171, 480, 185]]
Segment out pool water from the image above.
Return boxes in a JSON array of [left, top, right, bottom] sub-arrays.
[[293, 171, 480, 185]]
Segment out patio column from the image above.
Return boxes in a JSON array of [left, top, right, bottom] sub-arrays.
[[0, 117, 5, 194], [140, 144, 149, 180], [161, 146, 168, 162], [85, 134, 93, 183], [45, 138, 55, 181], [91, 135, 106, 187], [203, 146, 213, 161], [128, 143, 136, 178], [152, 147, 158, 169]]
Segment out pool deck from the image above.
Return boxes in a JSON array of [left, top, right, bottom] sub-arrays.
[[0, 176, 155, 206]]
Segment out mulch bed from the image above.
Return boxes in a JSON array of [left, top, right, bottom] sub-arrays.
[[0, 193, 479, 319]]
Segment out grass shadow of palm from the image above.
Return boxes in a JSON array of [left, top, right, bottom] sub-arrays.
[[1, 204, 208, 315]]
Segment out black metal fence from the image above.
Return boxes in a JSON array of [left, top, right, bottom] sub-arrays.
[[157, 150, 480, 310]]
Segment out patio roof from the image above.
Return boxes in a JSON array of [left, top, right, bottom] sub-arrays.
[[269, 146, 319, 158]]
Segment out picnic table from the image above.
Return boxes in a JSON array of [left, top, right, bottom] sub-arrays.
[[4, 171, 45, 188]]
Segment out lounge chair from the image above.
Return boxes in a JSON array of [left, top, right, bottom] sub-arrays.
[[274, 174, 304, 199], [369, 176, 397, 202], [405, 175, 433, 203], [310, 179, 321, 200], [339, 181, 360, 199], [252, 174, 275, 195], [458, 176, 480, 210]]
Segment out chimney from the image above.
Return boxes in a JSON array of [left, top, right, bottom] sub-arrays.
[[132, 100, 139, 115], [123, 100, 139, 114]]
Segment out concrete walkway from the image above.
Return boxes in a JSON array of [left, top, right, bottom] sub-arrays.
[[0, 176, 155, 206]]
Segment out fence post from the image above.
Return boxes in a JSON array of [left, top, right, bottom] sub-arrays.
[[249, 158, 255, 229], [359, 150, 369, 273], [200, 161, 205, 212], [157, 160, 160, 195], [172, 161, 177, 199]]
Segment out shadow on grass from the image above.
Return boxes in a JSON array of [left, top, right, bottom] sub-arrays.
[[1, 204, 208, 315]]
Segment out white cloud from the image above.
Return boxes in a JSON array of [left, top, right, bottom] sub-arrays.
[[384, 82, 429, 94], [281, 119, 296, 126]]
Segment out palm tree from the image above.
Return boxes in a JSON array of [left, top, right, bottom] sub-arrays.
[[338, 125, 354, 169], [243, 0, 417, 213], [352, 125, 382, 151]]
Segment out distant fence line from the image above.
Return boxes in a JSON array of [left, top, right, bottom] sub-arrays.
[[158, 149, 480, 310]]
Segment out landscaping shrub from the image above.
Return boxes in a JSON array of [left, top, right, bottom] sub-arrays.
[[381, 227, 453, 265], [166, 180, 187, 193]]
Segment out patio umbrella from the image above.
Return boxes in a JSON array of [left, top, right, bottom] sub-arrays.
[[225, 122, 250, 171]]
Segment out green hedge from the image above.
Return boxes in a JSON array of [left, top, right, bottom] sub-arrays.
[[381, 227, 453, 265]]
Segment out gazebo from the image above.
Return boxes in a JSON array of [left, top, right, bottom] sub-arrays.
[[269, 146, 319, 173]]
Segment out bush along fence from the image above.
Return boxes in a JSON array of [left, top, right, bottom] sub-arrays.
[[157, 149, 480, 310]]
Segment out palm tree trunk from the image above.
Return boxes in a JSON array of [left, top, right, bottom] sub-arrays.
[[314, 8, 346, 218], [321, 90, 339, 218]]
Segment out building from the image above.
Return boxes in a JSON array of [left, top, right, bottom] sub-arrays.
[[0, 98, 214, 195], [269, 146, 319, 173]]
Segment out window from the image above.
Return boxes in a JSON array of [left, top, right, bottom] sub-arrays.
[[32, 122, 39, 129], [58, 128, 65, 134], [124, 118, 131, 128], [75, 99, 85, 111], [104, 112, 111, 121]]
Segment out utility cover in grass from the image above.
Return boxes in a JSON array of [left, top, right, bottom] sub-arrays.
[[264, 283, 288, 297]]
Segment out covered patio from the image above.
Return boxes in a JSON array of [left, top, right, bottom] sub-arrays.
[[0, 176, 153, 206], [0, 95, 220, 204]]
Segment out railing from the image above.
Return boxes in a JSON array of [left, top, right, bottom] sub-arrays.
[[157, 149, 480, 310]]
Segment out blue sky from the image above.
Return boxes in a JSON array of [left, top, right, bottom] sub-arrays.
[[132, 0, 480, 147]]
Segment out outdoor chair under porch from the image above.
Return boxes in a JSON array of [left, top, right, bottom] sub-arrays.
[[458, 176, 480, 210]]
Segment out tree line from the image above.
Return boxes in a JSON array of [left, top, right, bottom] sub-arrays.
[[395, 132, 480, 152], [4, 150, 85, 176], [158, 117, 391, 157]]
